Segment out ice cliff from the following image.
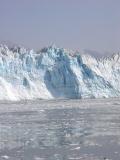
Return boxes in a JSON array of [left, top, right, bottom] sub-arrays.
[[0, 44, 120, 100]]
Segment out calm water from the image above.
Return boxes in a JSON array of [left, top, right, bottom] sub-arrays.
[[0, 99, 120, 160]]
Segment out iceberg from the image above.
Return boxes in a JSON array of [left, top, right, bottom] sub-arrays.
[[0, 44, 119, 100]]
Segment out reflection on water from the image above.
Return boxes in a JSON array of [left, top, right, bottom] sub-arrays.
[[0, 99, 120, 160]]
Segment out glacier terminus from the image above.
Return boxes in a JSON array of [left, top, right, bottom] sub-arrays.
[[0, 44, 120, 101]]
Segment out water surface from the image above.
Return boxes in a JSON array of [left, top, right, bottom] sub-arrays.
[[0, 98, 120, 160]]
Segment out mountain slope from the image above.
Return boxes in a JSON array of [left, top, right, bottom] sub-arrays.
[[0, 44, 119, 100]]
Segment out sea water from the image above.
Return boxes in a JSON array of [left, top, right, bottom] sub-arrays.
[[0, 98, 120, 160]]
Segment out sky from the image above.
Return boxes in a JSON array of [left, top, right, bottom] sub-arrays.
[[0, 0, 120, 57]]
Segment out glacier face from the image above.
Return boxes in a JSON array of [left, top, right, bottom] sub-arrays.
[[0, 44, 120, 100]]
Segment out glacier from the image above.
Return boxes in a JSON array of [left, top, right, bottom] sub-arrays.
[[0, 44, 120, 100]]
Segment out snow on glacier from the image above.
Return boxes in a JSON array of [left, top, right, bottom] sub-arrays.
[[0, 44, 119, 100]]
